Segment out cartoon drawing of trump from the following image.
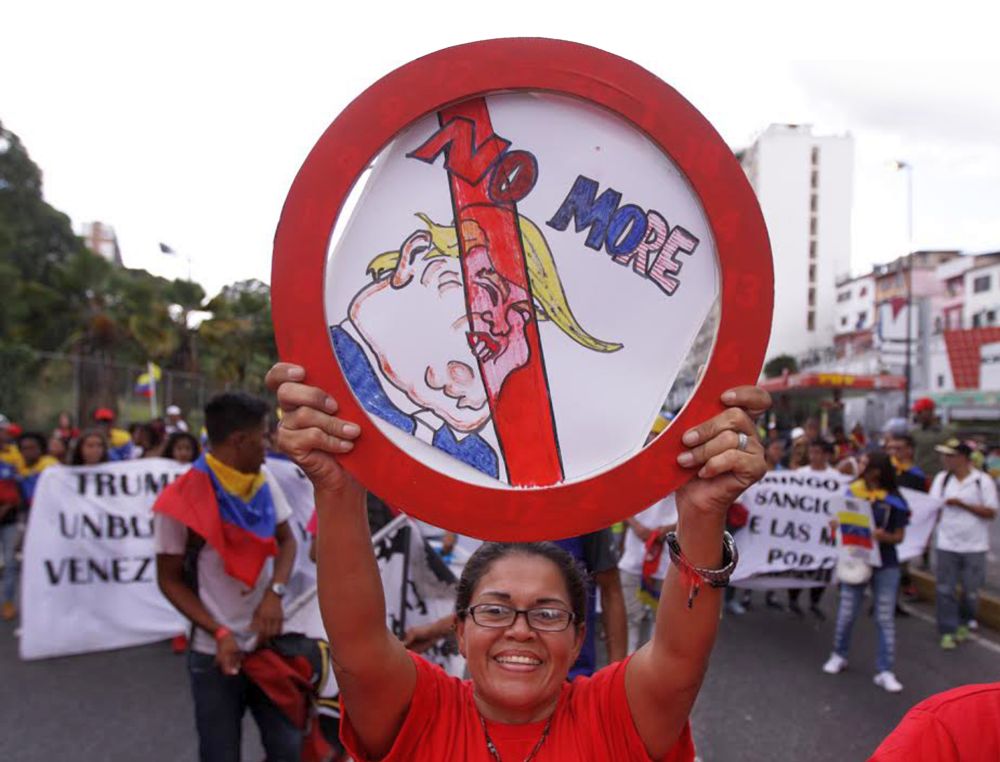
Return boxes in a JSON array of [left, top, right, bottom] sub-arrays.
[[330, 213, 621, 482]]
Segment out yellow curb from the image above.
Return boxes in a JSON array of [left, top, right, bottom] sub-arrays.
[[909, 568, 1000, 632]]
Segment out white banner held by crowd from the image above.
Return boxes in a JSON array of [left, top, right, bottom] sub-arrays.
[[20, 459, 189, 660], [731, 472, 850, 587], [897, 487, 943, 563]]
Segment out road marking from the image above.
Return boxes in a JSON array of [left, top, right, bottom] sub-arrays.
[[902, 604, 1000, 655]]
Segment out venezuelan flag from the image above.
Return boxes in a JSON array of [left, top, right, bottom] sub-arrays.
[[108, 428, 135, 461], [134, 362, 162, 398], [837, 511, 874, 549], [637, 530, 667, 609], [153, 453, 277, 587]]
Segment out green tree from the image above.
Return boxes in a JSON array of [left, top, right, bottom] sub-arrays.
[[199, 279, 277, 391], [763, 354, 799, 379]]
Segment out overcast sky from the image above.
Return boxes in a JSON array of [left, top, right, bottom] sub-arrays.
[[3, 0, 999, 298]]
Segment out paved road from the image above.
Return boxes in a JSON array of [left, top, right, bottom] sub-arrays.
[[3, 594, 999, 761]]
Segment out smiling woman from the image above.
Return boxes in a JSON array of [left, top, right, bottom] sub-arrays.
[[265, 362, 771, 760]]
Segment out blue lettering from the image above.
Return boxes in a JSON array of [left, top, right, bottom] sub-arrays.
[[546, 175, 621, 250]]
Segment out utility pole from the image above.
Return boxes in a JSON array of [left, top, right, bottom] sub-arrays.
[[895, 161, 914, 417]]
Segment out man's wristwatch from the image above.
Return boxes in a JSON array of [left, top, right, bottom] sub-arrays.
[[269, 582, 287, 598]]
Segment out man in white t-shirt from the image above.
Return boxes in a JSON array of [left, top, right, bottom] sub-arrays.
[[154, 392, 299, 761], [930, 439, 999, 650], [618, 494, 677, 654]]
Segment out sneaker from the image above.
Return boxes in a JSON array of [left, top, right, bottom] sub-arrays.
[[955, 625, 970, 643], [873, 671, 903, 693], [822, 653, 847, 674], [725, 600, 747, 616], [940, 634, 957, 650], [765, 592, 784, 611], [1, 601, 15, 621]]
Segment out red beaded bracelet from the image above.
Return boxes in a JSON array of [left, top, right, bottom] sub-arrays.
[[214, 626, 232, 642]]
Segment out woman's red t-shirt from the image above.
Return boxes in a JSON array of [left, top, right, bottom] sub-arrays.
[[341, 652, 696, 761]]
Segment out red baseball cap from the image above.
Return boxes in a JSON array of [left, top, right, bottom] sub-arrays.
[[7, 423, 23, 437], [93, 408, 116, 422], [912, 397, 935, 414]]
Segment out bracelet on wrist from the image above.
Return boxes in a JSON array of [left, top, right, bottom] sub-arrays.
[[214, 626, 232, 642], [665, 531, 739, 609]]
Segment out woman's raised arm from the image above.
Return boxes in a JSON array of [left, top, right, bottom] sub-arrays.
[[625, 386, 770, 759], [266, 362, 415, 759]]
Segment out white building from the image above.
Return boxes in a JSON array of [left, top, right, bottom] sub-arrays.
[[834, 272, 875, 342], [964, 260, 1000, 329], [740, 124, 854, 362]]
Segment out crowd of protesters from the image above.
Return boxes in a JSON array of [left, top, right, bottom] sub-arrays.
[[684, 396, 999, 697], [0, 405, 201, 621], [3, 388, 1000, 760]]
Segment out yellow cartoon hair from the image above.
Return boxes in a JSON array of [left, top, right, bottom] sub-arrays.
[[366, 213, 622, 353]]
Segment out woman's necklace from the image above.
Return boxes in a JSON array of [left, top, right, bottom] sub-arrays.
[[478, 712, 553, 762]]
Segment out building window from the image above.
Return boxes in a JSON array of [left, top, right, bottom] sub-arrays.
[[809, 265, 817, 283], [809, 240, 818, 259], [811, 146, 820, 166], [807, 311, 816, 331], [973, 274, 991, 293], [810, 170, 818, 189], [937, 374, 945, 388], [810, 194, 818, 213], [973, 313, 982, 328], [857, 311, 866, 327], [808, 288, 816, 307], [810, 216, 818, 236], [934, 316, 943, 334], [840, 316, 848, 327], [837, 290, 850, 303], [989, 309, 997, 325], [859, 286, 867, 297]]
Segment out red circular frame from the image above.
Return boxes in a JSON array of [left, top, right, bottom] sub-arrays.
[[272, 38, 772, 541]]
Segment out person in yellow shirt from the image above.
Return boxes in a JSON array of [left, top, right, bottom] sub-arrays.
[[2, 432, 58, 620], [0, 415, 25, 472]]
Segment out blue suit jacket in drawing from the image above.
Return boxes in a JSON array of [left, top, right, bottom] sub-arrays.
[[330, 326, 499, 479]]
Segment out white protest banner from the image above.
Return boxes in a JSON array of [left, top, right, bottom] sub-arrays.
[[374, 515, 465, 677], [898, 487, 943, 563], [264, 455, 317, 601], [20, 459, 188, 660], [283, 514, 465, 718], [731, 471, 850, 588]]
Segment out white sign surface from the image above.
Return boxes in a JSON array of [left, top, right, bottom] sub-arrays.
[[20, 460, 188, 660], [324, 92, 718, 488]]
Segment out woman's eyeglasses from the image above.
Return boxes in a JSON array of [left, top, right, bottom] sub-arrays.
[[463, 603, 575, 632]]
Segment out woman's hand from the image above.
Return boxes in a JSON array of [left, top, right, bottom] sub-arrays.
[[264, 362, 362, 492], [675, 386, 771, 520]]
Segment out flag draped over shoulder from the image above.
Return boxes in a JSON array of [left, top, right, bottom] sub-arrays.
[[153, 453, 277, 586]]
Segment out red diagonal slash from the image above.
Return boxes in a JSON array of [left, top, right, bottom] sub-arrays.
[[411, 98, 563, 486]]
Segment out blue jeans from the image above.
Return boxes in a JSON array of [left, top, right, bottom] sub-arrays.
[[187, 650, 302, 762], [935, 549, 986, 635], [1, 522, 20, 605], [833, 565, 901, 673]]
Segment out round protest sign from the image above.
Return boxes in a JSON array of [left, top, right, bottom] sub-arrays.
[[272, 38, 772, 540]]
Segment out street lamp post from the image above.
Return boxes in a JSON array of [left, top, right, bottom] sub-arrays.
[[895, 161, 914, 417]]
